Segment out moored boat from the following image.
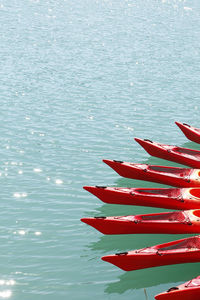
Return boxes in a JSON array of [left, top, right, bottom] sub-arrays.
[[81, 209, 200, 235], [134, 138, 200, 168], [176, 121, 200, 144], [102, 235, 200, 271], [84, 186, 200, 210], [103, 160, 200, 187]]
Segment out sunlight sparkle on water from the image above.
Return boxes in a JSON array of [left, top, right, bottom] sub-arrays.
[[13, 193, 27, 198], [0, 280, 15, 286], [33, 168, 42, 173], [0, 290, 12, 299], [184, 6, 192, 11], [0, 282, 15, 299], [34, 231, 42, 236], [55, 179, 63, 184], [18, 230, 26, 235]]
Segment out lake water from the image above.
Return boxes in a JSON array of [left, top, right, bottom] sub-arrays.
[[1, 0, 200, 299]]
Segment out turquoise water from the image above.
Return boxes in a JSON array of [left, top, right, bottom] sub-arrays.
[[1, 0, 200, 299]]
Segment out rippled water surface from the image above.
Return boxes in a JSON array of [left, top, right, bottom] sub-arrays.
[[1, 0, 200, 299]]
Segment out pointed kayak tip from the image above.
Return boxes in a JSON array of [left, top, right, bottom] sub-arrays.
[[103, 159, 124, 167], [134, 138, 153, 145], [101, 255, 112, 263], [83, 185, 110, 201], [102, 159, 114, 164], [101, 253, 128, 271], [83, 186, 96, 193], [134, 137, 143, 143], [175, 121, 190, 129], [134, 137, 153, 146], [81, 217, 107, 233], [175, 121, 184, 128], [80, 217, 88, 224], [80, 217, 96, 226], [134, 137, 146, 147]]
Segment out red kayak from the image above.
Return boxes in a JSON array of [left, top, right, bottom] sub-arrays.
[[102, 235, 200, 271], [176, 121, 200, 144], [103, 160, 200, 187], [155, 275, 200, 300], [135, 138, 200, 168], [84, 186, 200, 210], [81, 209, 200, 235]]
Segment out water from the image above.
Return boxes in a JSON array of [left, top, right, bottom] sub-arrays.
[[0, 0, 200, 299]]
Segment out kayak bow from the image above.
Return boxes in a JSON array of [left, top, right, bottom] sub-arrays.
[[176, 121, 200, 144], [103, 160, 200, 187], [155, 275, 200, 300], [102, 235, 200, 271], [81, 209, 200, 235], [135, 138, 200, 168], [84, 186, 200, 210]]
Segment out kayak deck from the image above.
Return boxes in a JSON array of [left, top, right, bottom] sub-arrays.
[[176, 121, 200, 144], [103, 160, 200, 187]]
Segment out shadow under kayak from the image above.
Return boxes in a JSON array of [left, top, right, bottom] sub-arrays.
[[103, 160, 200, 187], [135, 138, 200, 168], [84, 186, 200, 210], [101, 235, 200, 271], [155, 275, 200, 300], [81, 209, 200, 235], [176, 121, 200, 145]]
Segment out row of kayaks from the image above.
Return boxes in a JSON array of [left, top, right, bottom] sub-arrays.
[[81, 122, 200, 299]]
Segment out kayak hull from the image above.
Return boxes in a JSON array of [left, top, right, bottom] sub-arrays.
[[135, 138, 200, 168], [176, 121, 200, 144], [102, 235, 200, 271], [103, 160, 200, 187], [84, 186, 200, 210], [81, 210, 200, 235], [155, 275, 200, 300]]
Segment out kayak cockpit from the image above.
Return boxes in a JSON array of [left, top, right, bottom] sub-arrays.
[[158, 236, 200, 253], [140, 211, 186, 223], [148, 165, 191, 177], [176, 147, 200, 158], [135, 188, 181, 198]]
